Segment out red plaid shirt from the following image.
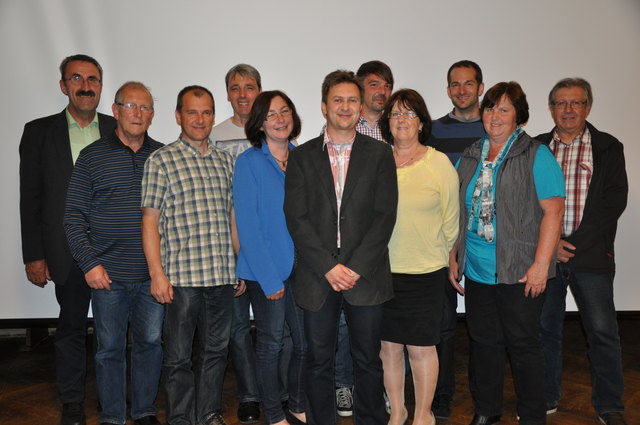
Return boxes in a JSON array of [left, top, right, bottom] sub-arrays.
[[549, 128, 593, 237], [323, 130, 355, 247]]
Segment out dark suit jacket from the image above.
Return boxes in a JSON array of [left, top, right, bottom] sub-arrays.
[[284, 133, 398, 311], [19, 109, 116, 284], [536, 122, 627, 273]]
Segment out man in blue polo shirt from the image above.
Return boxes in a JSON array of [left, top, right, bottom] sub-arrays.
[[64, 81, 164, 425]]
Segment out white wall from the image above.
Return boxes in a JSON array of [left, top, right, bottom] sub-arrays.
[[1, 0, 639, 318]]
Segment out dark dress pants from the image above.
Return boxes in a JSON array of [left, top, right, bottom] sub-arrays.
[[465, 278, 546, 425], [304, 290, 386, 425], [435, 275, 458, 400], [54, 264, 92, 404]]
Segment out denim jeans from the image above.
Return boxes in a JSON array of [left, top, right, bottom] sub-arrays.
[[465, 279, 546, 425], [540, 263, 624, 415], [91, 280, 165, 424], [304, 291, 386, 425], [248, 279, 306, 424], [335, 310, 353, 388], [229, 291, 260, 402], [163, 285, 234, 425]]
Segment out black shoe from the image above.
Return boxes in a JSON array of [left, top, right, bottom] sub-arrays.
[[237, 401, 260, 424], [201, 412, 228, 425], [286, 410, 307, 425], [336, 386, 353, 417], [599, 412, 628, 425], [134, 415, 161, 425], [61, 402, 86, 425], [468, 414, 501, 425], [432, 395, 451, 419]]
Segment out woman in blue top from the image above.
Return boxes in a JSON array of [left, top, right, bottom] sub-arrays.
[[234, 90, 306, 425], [449, 82, 565, 425]]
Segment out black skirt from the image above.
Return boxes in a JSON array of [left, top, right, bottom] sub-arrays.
[[381, 268, 446, 346]]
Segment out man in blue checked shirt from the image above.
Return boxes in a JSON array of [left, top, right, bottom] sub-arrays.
[[141, 85, 241, 425], [64, 81, 164, 425]]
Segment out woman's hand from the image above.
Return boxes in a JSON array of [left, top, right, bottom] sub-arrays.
[[266, 288, 285, 300], [448, 248, 465, 295], [519, 262, 548, 298]]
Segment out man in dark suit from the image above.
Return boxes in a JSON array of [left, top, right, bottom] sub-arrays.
[[19, 54, 116, 425], [284, 70, 398, 425]]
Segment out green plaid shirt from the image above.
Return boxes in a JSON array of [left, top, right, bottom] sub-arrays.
[[142, 138, 235, 287]]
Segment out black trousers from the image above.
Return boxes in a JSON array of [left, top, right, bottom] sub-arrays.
[[54, 264, 92, 404], [435, 276, 458, 399], [465, 278, 546, 425], [303, 290, 386, 425]]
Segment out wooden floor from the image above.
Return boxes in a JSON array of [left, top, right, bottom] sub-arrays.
[[0, 315, 638, 425]]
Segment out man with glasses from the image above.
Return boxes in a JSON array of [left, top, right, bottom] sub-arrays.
[[427, 60, 485, 419], [538, 78, 628, 425], [19, 54, 115, 425], [64, 82, 164, 425], [211, 63, 263, 424]]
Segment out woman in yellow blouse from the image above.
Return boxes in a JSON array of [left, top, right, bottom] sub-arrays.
[[379, 89, 459, 425]]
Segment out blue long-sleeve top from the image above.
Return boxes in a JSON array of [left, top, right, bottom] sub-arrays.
[[233, 141, 295, 296]]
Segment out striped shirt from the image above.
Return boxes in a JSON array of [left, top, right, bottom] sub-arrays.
[[548, 127, 593, 237], [141, 138, 236, 287], [64, 132, 163, 281], [428, 112, 485, 165]]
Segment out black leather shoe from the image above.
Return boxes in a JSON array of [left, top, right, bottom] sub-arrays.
[[134, 415, 161, 425], [599, 412, 628, 425], [286, 410, 307, 425], [61, 402, 86, 425], [237, 401, 260, 424], [468, 414, 501, 425]]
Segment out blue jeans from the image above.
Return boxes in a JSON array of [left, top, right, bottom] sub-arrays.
[[91, 280, 165, 424], [163, 285, 234, 425], [248, 279, 306, 424], [540, 263, 624, 415], [229, 290, 260, 402], [335, 311, 353, 388]]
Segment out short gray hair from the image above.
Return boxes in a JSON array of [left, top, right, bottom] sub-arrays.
[[224, 64, 262, 90], [548, 77, 593, 107], [114, 81, 153, 106]]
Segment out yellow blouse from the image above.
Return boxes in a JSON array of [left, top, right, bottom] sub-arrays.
[[389, 147, 459, 274]]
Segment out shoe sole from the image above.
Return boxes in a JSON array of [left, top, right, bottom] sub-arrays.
[[547, 407, 558, 415], [337, 410, 353, 417]]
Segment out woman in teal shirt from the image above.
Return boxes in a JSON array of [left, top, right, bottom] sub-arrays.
[[449, 82, 565, 425]]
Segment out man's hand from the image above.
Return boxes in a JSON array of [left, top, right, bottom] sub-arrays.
[[234, 279, 246, 297], [325, 264, 359, 292], [25, 259, 50, 287], [557, 240, 576, 263], [85, 265, 112, 290], [151, 273, 174, 304], [266, 288, 285, 300], [519, 262, 548, 298]]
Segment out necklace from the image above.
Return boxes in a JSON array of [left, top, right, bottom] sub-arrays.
[[272, 152, 288, 170], [394, 144, 423, 167]]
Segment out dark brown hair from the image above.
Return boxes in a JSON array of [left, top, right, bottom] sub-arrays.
[[380, 89, 432, 145], [321, 70, 364, 104], [480, 81, 529, 125], [245, 90, 301, 148]]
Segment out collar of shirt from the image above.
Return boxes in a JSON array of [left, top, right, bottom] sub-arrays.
[[322, 127, 356, 150], [107, 130, 153, 152], [66, 108, 99, 130], [550, 126, 589, 148], [179, 137, 214, 156], [447, 110, 481, 123]]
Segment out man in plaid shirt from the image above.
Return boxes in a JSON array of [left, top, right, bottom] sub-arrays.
[[537, 78, 628, 425], [142, 85, 240, 425]]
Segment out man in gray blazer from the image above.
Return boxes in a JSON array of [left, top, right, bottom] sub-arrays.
[[19, 54, 115, 425], [284, 70, 398, 425]]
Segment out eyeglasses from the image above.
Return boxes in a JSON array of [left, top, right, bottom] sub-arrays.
[[63, 74, 102, 86], [116, 102, 154, 114], [265, 108, 292, 121], [551, 100, 588, 110], [389, 111, 418, 120]]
